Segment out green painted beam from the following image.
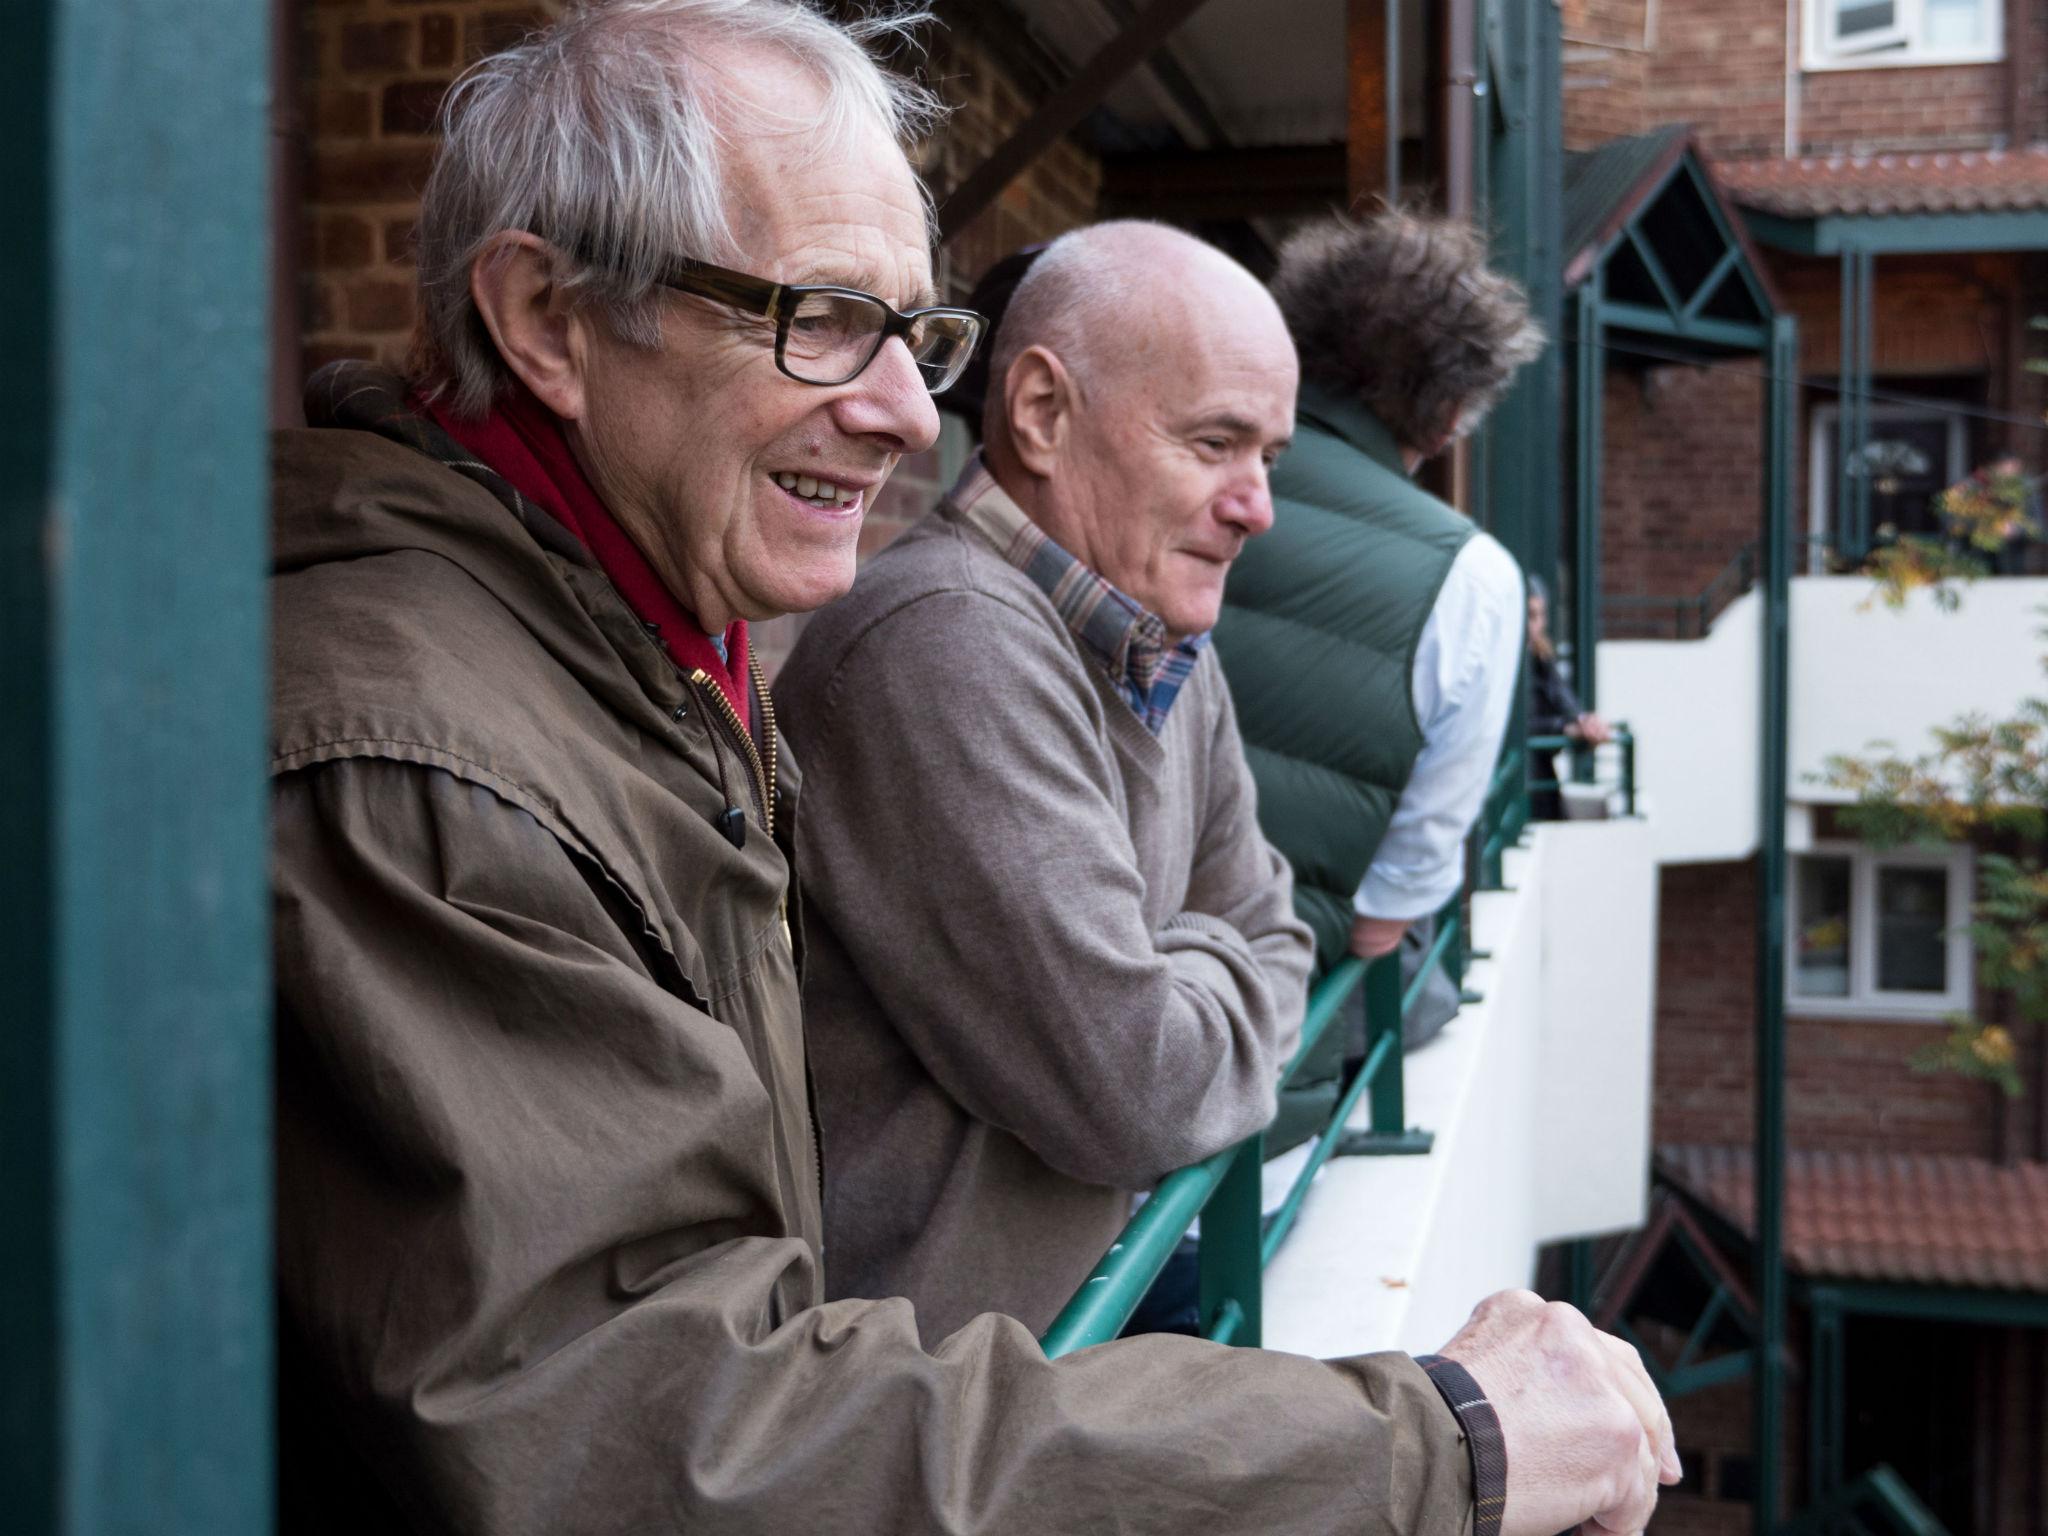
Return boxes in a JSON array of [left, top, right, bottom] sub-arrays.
[[1572, 284, 1605, 710], [1806, 1280, 2048, 1328], [1, 0, 274, 1531], [1745, 205, 2048, 255], [1597, 298, 1773, 350]]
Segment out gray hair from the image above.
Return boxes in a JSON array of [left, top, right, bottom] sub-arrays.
[[1271, 206, 1545, 451], [413, 0, 940, 417]]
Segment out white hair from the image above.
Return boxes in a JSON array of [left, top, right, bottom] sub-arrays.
[[414, 0, 940, 417]]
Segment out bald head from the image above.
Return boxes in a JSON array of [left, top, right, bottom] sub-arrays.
[[977, 221, 1298, 642], [983, 221, 1288, 442]]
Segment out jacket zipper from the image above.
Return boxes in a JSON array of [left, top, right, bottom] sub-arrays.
[[686, 658, 816, 1206], [687, 657, 775, 839]]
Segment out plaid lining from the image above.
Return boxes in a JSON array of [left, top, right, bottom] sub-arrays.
[[1414, 1354, 1507, 1536], [944, 455, 1208, 734]]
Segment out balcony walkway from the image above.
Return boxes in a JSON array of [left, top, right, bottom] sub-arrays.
[[1263, 817, 1660, 1358]]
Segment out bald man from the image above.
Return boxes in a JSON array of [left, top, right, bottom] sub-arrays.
[[776, 222, 1312, 1341]]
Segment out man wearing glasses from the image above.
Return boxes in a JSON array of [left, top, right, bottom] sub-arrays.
[[269, 4, 1676, 1534]]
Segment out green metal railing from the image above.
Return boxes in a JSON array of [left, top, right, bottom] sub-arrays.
[[1040, 948, 1418, 1357], [1041, 722, 1648, 1360], [1779, 1465, 1953, 1536], [1527, 724, 1637, 811]]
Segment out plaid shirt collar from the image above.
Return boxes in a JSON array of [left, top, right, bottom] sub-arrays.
[[943, 454, 1209, 734]]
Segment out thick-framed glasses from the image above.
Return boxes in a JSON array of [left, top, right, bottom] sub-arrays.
[[657, 257, 987, 395]]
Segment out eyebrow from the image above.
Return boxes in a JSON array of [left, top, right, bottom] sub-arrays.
[[787, 265, 938, 311]]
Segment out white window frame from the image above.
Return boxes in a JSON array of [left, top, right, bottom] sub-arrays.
[[1803, 0, 2004, 70], [1788, 841, 1975, 1019], [1805, 401, 1968, 572]]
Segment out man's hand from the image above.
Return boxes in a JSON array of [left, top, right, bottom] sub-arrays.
[[1349, 914, 1408, 960], [1438, 1290, 1681, 1536]]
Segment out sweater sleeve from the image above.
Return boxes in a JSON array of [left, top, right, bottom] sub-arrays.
[[789, 587, 1305, 1191], [273, 755, 1476, 1536]]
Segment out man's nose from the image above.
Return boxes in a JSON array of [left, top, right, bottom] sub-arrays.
[[833, 334, 941, 454], [1222, 465, 1276, 539]]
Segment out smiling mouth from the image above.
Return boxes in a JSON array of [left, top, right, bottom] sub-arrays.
[[771, 471, 865, 512]]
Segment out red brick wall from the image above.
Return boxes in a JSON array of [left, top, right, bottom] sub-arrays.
[[1597, 360, 1766, 616], [1653, 859, 2012, 1159], [1649, 0, 1789, 160], [1565, 0, 2048, 161], [1799, 61, 2006, 154], [1561, 0, 1654, 150], [294, 1, 1100, 385]]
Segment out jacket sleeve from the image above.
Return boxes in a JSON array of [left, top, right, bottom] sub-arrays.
[[273, 756, 1474, 1536], [1183, 665, 1314, 1068], [789, 589, 1307, 1191]]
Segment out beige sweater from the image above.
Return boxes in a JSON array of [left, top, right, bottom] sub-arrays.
[[778, 502, 1313, 1343]]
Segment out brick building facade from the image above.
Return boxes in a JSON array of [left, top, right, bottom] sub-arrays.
[[1563, 4, 2048, 1530]]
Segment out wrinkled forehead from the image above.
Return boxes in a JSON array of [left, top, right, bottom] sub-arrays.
[[1116, 284, 1297, 426], [712, 48, 936, 308]]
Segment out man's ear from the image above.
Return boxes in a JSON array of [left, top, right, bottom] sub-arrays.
[[1000, 345, 1074, 479], [469, 231, 589, 421]]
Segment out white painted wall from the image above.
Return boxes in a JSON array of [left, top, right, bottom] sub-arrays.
[[1788, 576, 2048, 802], [1598, 589, 1762, 864], [1263, 816, 1658, 1360], [1596, 576, 2048, 862]]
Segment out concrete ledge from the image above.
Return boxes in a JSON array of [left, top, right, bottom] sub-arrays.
[[1261, 816, 1657, 1359]]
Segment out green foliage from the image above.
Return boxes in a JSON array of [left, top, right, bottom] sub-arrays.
[[1860, 456, 2036, 611], [1825, 460, 2047, 1094]]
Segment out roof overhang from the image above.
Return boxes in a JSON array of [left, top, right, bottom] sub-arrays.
[[1744, 205, 2048, 255]]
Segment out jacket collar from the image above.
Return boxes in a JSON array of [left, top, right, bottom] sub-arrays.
[[1294, 381, 1411, 479]]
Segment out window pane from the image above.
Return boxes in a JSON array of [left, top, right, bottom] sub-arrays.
[[1876, 865, 1951, 993], [1795, 857, 1853, 997], [1832, 0, 1899, 40], [1925, 0, 1989, 47]]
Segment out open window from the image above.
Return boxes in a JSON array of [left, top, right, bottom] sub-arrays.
[[1806, 0, 2002, 68], [1789, 843, 1975, 1018]]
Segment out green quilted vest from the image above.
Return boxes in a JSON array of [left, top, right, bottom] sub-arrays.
[[1214, 383, 1475, 1154]]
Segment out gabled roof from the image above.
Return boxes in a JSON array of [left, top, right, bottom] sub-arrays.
[[1718, 144, 2048, 218], [1563, 123, 1690, 281], [1660, 1144, 2048, 1293], [1562, 126, 1780, 351]]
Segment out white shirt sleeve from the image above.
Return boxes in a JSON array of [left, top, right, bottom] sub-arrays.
[[1355, 531, 1525, 922]]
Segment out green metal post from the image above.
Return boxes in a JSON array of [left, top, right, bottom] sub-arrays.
[[1198, 1137, 1264, 1347], [1835, 248, 1875, 560], [1567, 1238, 1596, 1313], [1807, 1292, 1845, 1505], [1481, 0, 1562, 841], [1573, 280, 1606, 714], [1366, 953, 1406, 1135], [1, 0, 275, 1531], [1754, 312, 1799, 1536]]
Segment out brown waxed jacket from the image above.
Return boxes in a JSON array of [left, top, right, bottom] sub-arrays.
[[270, 363, 1477, 1536]]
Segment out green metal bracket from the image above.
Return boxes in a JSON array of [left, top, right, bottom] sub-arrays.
[[1198, 1135, 1264, 1348]]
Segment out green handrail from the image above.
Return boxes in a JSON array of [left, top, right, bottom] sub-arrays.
[[1040, 718, 1588, 1359], [1527, 725, 1637, 816], [1039, 958, 1374, 1357]]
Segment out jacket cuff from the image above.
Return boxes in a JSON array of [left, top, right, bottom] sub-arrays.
[[1413, 1354, 1507, 1536]]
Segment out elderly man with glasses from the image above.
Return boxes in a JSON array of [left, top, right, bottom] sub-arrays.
[[270, 4, 1677, 1534]]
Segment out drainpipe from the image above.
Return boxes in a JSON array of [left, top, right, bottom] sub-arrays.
[[1783, 0, 1802, 158]]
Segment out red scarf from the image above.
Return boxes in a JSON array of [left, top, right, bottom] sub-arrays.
[[419, 384, 750, 728]]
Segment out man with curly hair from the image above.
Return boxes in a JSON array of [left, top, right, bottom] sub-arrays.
[[1216, 206, 1543, 1152]]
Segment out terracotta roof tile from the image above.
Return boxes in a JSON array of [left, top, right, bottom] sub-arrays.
[[1658, 1144, 2048, 1291], [1714, 144, 2048, 218]]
